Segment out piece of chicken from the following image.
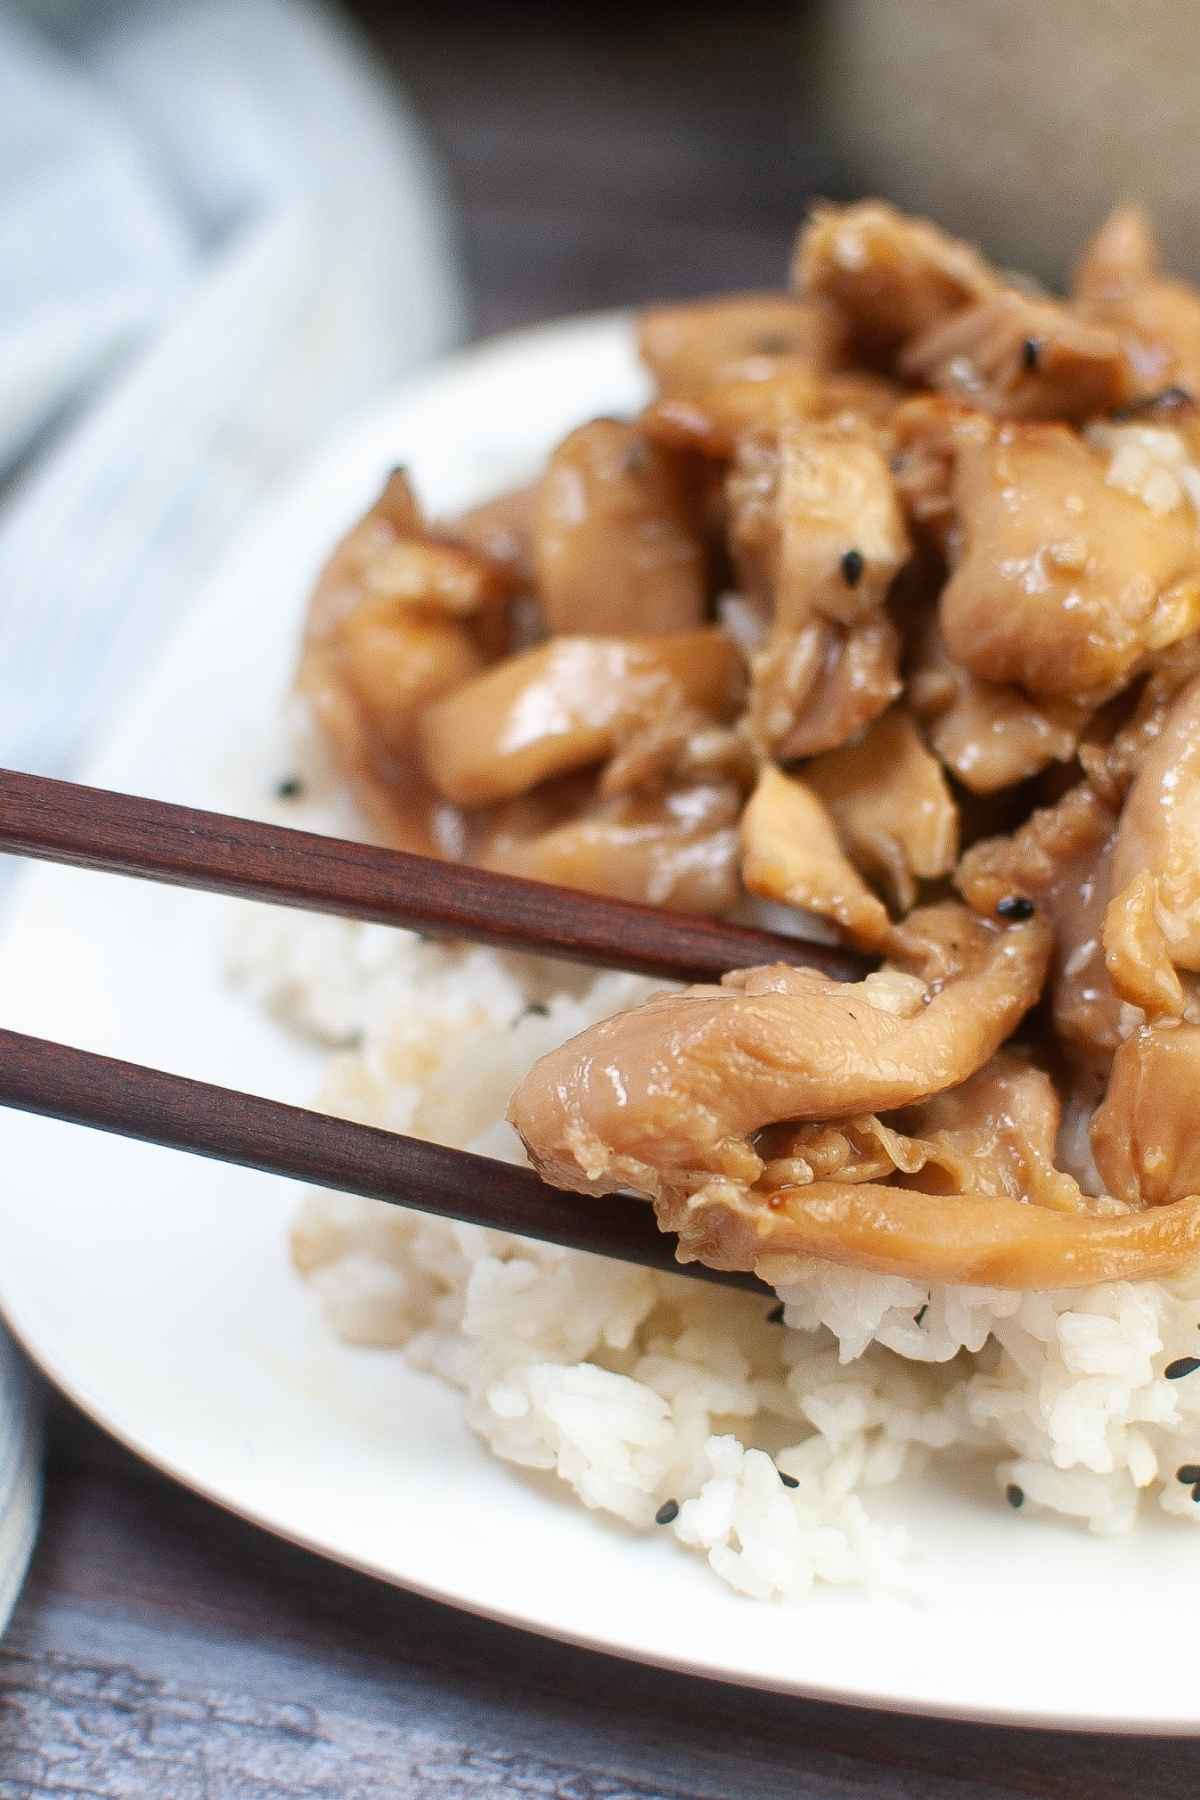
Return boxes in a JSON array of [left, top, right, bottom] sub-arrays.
[[739, 765, 891, 948], [298, 470, 513, 850], [637, 291, 845, 395], [418, 630, 743, 806], [941, 423, 1200, 699], [479, 776, 742, 916], [452, 484, 536, 589], [1103, 672, 1200, 1011], [640, 367, 900, 463], [908, 612, 1089, 793], [957, 783, 1122, 1062], [888, 394, 995, 544], [792, 200, 998, 364], [533, 420, 707, 635], [1075, 204, 1200, 399], [901, 290, 1131, 421], [508, 900, 1050, 1203], [727, 421, 909, 758], [803, 706, 958, 912], [1092, 1025, 1200, 1209]]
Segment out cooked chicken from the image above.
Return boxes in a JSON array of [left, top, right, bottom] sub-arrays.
[[1092, 1025, 1200, 1208], [957, 783, 1121, 1061], [637, 291, 845, 394], [417, 630, 742, 806], [298, 197, 1200, 1293], [740, 765, 891, 947], [793, 200, 998, 363], [901, 290, 1130, 421], [664, 1172, 1200, 1291], [728, 421, 910, 757], [941, 424, 1200, 698], [299, 470, 511, 849], [1105, 673, 1200, 1004], [533, 420, 707, 635], [803, 706, 958, 911], [481, 776, 742, 915], [508, 901, 1050, 1202], [1075, 204, 1200, 398], [908, 612, 1089, 793]]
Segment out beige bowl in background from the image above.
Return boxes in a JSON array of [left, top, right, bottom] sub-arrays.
[[814, 0, 1200, 282]]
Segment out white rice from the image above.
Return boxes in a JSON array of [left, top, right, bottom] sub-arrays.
[[229, 896, 1200, 1601]]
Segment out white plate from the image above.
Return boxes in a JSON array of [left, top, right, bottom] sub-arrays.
[[0, 314, 1194, 1733]]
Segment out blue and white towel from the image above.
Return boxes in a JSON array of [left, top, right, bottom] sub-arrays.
[[0, 0, 465, 1621]]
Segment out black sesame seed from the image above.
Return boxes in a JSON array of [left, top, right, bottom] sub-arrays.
[[1179, 1464, 1200, 1485], [778, 1470, 800, 1489], [840, 548, 865, 588], [275, 775, 304, 800], [1005, 1484, 1025, 1510], [766, 1301, 786, 1325], [1192, 1483, 1200, 1504], [914, 1304, 928, 1326], [995, 895, 1035, 922], [520, 1002, 550, 1020], [1021, 337, 1042, 372], [1166, 1357, 1200, 1380], [655, 1499, 680, 1526]]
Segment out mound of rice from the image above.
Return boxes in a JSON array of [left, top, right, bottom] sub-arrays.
[[230, 902, 1200, 1601]]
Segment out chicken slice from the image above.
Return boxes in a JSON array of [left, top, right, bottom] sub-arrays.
[[508, 900, 1050, 1204], [418, 630, 742, 806], [640, 368, 900, 463], [792, 200, 998, 363], [452, 484, 535, 588], [1075, 204, 1200, 398], [761, 1053, 1090, 1215], [908, 611, 1089, 793], [1092, 1025, 1200, 1209], [669, 1176, 1200, 1291], [941, 423, 1200, 699], [533, 420, 706, 635], [728, 421, 909, 758], [480, 777, 742, 916], [299, 470, 513, 850], [888, 394, 995, 544], [739, 765, 891, 948], [637, 291, 844, 394], [1104, 673, 1200, 1006], [803, 706, 958, 912], [957, 783, 1122, 1062], [901, 290, 1130, 421]]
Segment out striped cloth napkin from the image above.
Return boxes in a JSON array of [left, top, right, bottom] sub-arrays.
[[0, 0, 465, 1622]]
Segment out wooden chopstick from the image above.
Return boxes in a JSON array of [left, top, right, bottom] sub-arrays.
[[0, 1026, 763, 1296], [0, 769, 866, 986]]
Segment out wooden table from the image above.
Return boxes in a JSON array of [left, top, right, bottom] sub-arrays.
[[5, 6, 1198, 1790]]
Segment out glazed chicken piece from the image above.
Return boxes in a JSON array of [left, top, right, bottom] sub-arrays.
[[739, 765, 891, 948], [418, 629, 742, 806], [803, 706, 958, 911], [480, 776, 742, 915], [1092, 1026, 1200, 1209], [1075, 204, 1200, 399], [534, 420, 707, 635], [889, 395, 994, 544], [900, 290, 1131, 421], [453, 484, 536, 589], [957, 782, 1122, 1062], [941, 423, 1200, 699], [637, 291, 845, 395], [792, 200, 998, 364], [299, 470, 515, 849], [508, 900, 1050, 1203], [908, 612, 1089, 793], [1103, 672, 1200, 1011], [728, 421, 909, 758]]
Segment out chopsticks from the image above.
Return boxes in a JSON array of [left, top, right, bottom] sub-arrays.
[[0, 1025, 762, 1296], [0, 769, 865, 986], [0, 766, 868, 1299]]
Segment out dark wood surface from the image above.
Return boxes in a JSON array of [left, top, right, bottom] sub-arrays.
[[5, 5, 1196, 1793]]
